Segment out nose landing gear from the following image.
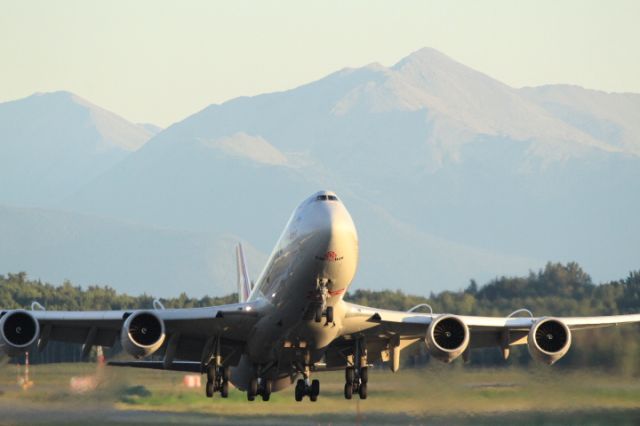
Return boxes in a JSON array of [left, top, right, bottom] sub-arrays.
[[313, 305, 334, 324], [311, 278, 335, 325]]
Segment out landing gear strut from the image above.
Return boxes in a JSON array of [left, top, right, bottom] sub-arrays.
[[344, 338, 368, 399]]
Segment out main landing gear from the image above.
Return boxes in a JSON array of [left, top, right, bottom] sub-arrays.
[[344, 337, 368, 399], [344, 366, 368, 399], [247, 363, 276, 402], [247, 377, 273, 401], [204, 337, 229, 398], [205, 365, 230, 398], [293, 360, 320, 402], [295, 378, 320, 402]]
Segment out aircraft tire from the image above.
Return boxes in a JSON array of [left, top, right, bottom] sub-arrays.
[[295, 379, 304, 401], [345, 367, 355, 384], [310, 379, 320, 401], [221, 381, 229, 398], [206, 380, 214, 398], [359, 382, 367, 399], [344, 383, 353, 399], [314, 305, 323, 322], [326, 306, 334, 323], [360, 367, 368, 384], [262, 379, 272, 401], [248, 378, 258, 401], [207, 365, 216, 383]]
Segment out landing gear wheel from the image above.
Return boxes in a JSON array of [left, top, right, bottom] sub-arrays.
[[206, 380, 214, 397], [222, 367, 230, 381], [207, 365, 216, 383], [309, 379, 320, 402], [248, 378, 258, 401], [344, 382, 353, 399], [345, 367, 355, 384], [262, 379, 272, 401], [314, 305, 323, 323], [326, 306, 334, 323], [360, 367, 369, 384], [359, 382, 368, 399], [295, 379, 304, 402], [221, 381, 229, 398]]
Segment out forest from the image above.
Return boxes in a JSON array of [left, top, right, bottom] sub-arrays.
[[1, 262, 639, 374]]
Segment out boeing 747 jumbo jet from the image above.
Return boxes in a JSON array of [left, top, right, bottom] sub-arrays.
[[1, 191, 639, 401]]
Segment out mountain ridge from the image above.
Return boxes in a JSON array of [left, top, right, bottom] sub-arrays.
[[1, 47, 638, 295]]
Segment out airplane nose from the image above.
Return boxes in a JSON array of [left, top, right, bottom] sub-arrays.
[[305, 201, 357, 242]]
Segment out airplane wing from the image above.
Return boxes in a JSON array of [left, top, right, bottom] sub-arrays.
[[332, 302, 640, 368], [342, 302, 640, 335], [0, 301, 262, 368]]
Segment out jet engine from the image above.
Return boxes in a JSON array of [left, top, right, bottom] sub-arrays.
[[527, 318, 572, 365], [0, 310, 40, 356], [121, 311, 166, 358], [425, 315, 470, 363]]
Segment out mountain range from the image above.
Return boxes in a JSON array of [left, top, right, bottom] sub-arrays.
[[1, 47, 638, 296]]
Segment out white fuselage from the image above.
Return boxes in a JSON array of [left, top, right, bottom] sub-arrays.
[[231, 191, 359, 390]]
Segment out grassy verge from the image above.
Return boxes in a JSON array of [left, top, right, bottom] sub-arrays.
[[0, 362, 639, 424]]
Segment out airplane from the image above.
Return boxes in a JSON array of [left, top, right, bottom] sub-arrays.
[[1, 190, 639, 402]]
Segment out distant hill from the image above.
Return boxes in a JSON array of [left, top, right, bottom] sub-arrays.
[[1, 48, 638, 295], [0, 91, 154, 206], [0, 205, 266, 297]]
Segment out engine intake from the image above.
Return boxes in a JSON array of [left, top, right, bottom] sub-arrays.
[[527, 318, 572, 365], [425, 315, 470, 363], [121, 311, 166, 358], [0, 310, 40, 356]]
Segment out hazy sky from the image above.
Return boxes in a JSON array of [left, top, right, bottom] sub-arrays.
[[1, 0, 639, 127]]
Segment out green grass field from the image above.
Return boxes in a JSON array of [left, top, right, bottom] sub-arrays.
[[0, 362, 639, 425]]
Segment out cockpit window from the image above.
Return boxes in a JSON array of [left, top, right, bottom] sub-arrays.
[[316, 194, 339, 201]]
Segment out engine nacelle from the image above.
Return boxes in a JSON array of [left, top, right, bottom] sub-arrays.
[[425, 314, 470, 363], [0, 310, 40, 356], [120, 311, 166, 358], [527, 318, 572, 365]]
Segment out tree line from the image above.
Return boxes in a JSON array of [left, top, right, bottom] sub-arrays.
[[1, 263, 639, 374]]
